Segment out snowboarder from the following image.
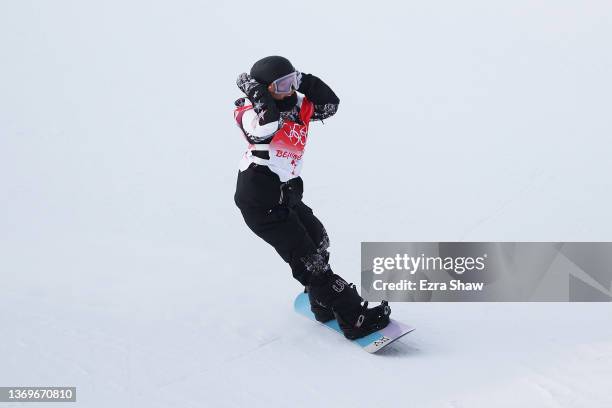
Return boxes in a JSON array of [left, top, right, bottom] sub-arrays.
[[233, 56, 390, 340]]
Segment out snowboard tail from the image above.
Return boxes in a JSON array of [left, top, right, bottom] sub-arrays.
[[293, 292, 415, 353]]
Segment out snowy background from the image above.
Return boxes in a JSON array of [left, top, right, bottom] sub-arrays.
[[1, 0, 611, 407]]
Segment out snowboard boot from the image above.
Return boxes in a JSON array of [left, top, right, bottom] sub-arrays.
[[307, 273, 391, 340], [306, 289, 335, 323]]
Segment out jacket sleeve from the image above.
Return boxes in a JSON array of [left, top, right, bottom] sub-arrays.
[[297, 73, 340, 122], [236, 73, 280, 140]]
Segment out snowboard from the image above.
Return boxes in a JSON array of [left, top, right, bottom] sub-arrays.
[[294, 292, 415, 353]]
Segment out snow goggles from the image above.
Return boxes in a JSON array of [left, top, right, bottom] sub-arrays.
[[270, 71, 300, 95]]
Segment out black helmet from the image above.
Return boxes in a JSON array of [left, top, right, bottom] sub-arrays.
[[250, 56, 295, 85]]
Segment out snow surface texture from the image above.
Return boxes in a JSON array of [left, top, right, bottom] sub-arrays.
[[1, 1, 611, 407]]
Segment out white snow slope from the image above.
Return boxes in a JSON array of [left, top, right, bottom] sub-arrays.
[[1, 1, 612, 407]]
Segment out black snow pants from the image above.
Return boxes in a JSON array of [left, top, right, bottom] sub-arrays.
[[234, 164, 330, 286]]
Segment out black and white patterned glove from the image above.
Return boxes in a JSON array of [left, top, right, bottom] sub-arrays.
[[236, 73, 260, 95]]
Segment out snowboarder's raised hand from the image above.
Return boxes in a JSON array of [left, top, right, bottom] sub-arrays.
[[296, 73, 340, 121], [235, 72, 259, 95]]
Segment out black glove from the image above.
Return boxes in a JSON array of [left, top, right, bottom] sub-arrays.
[[297, 73, 340, 105]]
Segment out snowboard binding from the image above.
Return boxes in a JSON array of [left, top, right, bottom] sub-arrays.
[[306, 274, 391, 339], [335, 300, 391, 340]]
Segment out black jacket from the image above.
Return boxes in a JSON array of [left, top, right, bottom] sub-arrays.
[[234, 72, 340, 211]]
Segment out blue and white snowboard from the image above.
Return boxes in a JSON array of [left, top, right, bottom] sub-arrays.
[[294, 292, 415, 353]]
